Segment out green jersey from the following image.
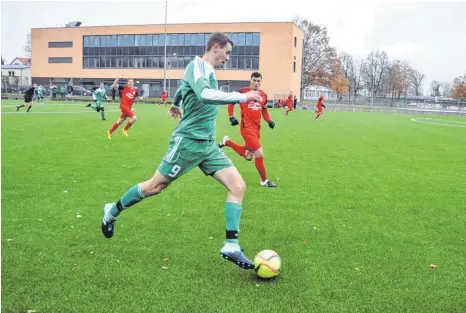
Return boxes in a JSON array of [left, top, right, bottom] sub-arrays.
[[172, 56, 248, 140], [37, 87, 43, 96], [93, 88, 107, 102]]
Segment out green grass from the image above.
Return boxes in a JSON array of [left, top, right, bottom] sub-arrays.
[[2, 100, 465, 313]]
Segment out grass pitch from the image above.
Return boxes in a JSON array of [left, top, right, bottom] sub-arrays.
[[1, 100, 465, 313]]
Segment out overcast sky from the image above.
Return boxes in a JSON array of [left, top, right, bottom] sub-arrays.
[[1, 0, 465, 93]]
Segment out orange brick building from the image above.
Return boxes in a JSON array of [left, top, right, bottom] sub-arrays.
[[31, 22, 303, 100]]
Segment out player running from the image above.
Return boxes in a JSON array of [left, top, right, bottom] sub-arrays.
[[219, 72, 277, 187], [106, 77, 142, 139], [314, 96, 326, 121], [86, 84, 109, 120], [37, 85, 44, 103], [285, 91, 294, 116], [16, 84, 37, 113], [160, 90, 168, 106], [101, 32, 260, 270]]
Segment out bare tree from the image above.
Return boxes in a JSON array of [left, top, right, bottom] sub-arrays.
[[1, 55, 5, 65], [409, 69, 425, 96], [294, 17, 338, 96], [441, 83, 452, 97], [362, 50, 389, 105], [24, 32, 31, 58]]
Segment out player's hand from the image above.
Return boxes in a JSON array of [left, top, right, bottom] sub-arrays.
[[245, 90, 260, 102], [229, 116, 239, 126], [168, 106, 182, 120], [268, 120, 275, 129], [322, 104, 326, 108]]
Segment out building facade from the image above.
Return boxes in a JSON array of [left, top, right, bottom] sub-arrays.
[[30, 22, 303, 100]]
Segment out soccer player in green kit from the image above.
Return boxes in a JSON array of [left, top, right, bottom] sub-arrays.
[[37, 85, 44, 103], [101, 33, 260, 270], [86, 84, 109, 120]]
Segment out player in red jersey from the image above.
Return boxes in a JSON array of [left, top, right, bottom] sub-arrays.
[[160, 90, 168, 106], [314, 96, 326, 121], [218, 72, 277, 187], [285, 91, 294, 115], [107, 76, 143, 140]]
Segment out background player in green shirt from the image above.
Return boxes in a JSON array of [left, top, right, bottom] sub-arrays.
[[101, 33, 260, 270], [86, 84, 109, 120], [37, 85, 44, 103]]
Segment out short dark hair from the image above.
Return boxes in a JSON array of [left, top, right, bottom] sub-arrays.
[[251, 72, 262, 79], [206, 32, 234, 51]]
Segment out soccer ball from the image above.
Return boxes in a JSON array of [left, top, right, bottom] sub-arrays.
[[254, 250, 281, 279]]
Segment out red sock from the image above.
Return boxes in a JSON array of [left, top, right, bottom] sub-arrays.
[[255, 156, 267, 181], [226, 140, 246, 157], [124, 121, 134, 131], [109, 122, 119, 134], [315, 113, 321, 120]]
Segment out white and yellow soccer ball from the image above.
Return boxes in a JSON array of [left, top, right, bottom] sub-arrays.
[[254, 250, 281, 279]]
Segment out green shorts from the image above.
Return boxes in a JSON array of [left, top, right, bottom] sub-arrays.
[[158, 136, 234, 180], [95, 100, 104, 107]]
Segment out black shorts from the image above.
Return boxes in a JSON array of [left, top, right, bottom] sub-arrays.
[[24, 96, 33, 103]]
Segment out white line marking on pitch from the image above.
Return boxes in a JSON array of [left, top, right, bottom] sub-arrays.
[[411, 118, 466, 128]]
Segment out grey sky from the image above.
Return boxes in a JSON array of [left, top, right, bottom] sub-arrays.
[[1, 0, 465, 94]]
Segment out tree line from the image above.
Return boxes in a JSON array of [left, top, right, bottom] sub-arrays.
[[295, 17, 466, 102]]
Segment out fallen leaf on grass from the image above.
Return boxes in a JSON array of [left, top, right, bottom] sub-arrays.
[[429, 264, 438, 269], [76, 212, 82, 218], [161, 266, 169, 270], [7, 239, 14, 242], [162, 258, 169, 261], [208, 236, 214, 240], [354, 267, 360, 271]]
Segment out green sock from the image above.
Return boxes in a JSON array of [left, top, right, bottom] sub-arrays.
[[110, 184, 145, 217], [225, 201, 242, 245]]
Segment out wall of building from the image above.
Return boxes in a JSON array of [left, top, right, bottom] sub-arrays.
[[31, 22, 303, 100]]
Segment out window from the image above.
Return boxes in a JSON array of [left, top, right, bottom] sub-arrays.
[[238, 56, 245, 69], [8, 71, 14, 77], [252, 33, 260, 46], [146, 35, 153, 46], [49, 57, 73, 63], [153, 34, 159, 46], [245, 33, 253, 46], [197, 33, 204, 46], [231, 33, 239, 46], [294, 37, 297, 48], [293, 61, 296, 72], [252, 57, 259, 69], [135, 35, 141, 46], [49, 41, 73, 48], [83, 58, 90, 68], [238, 33, 246, 46], [94, 36, 100, 47]]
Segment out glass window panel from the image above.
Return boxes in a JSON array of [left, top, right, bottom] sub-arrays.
[[238, 33, 246, 46], [152, 57, 158, 68], [117, 47, 123, 55], [130, 57, 135, 68], [183, 46, 190, 55], [253, 33, 260, 46], [184, 56, 191, 67], [252, 46, 259, 55], [232, 45, 238, 55], [83, 36, 89, 47], [229, 56, 238, 69], [231, 33, 239, 46], [135, 35, 140, 46], [190, 46, 196, 55], [178, 34, 184, 46], [94, 36, 100, 47], [190, 34, 196, 45], [185, 34, 191, 47], [83, 57, 89, 68], [124, 47, 130, 55], [145, 57, 152, 67], [196, 46, 203, 56], [128, 35, 135, 46], [111, 35, 118, 46], [238, 46, 245, 55], [238, 56, 245, 69], [153, 34, 159, 46], [166, 34, 172, 46], [146, 35, 153, 46], [83, 47, 89, 56], [245, 45, 253, 55], [111, 57, 116, 67], [246, 33, 253, 46], [141, 35, 147, 46], [197, 33, 204, 46], [159, 34, 165, 46], [95, 57, 101, 68], [245, 56, 252, 69], [140, 57, 145, 68], [142, 46, 148, 55], [252, 57, 259, 69]]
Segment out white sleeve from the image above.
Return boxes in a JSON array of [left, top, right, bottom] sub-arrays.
[[199, 89, 248, 104]]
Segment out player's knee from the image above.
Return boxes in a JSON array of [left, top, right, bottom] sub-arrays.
[[229, 179, 247, 196], [254, 150, 264, 158]]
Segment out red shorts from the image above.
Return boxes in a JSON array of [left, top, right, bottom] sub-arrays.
[[120, 106, 135, 118], [287, 104, 293, 110], [162, 97, 167, 102], [241, 127, 261, 151]]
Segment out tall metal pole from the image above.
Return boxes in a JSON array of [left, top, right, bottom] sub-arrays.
[[163, 1, 167, 92]]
